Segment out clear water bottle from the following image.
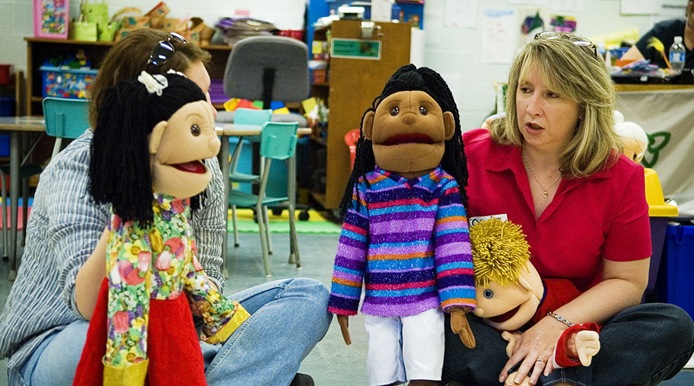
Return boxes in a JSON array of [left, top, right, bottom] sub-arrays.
[[669, 36, 685, 73]]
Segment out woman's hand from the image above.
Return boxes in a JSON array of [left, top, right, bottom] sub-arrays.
[[74, 228, 109, 319], [499, 317, 566, 385]]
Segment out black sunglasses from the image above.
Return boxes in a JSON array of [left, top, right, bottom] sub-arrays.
[[147, 32, 188, 67], [534, 31, 598, 60]]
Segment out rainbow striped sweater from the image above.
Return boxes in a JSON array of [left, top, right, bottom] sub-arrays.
[[328, 166, 476, 317]]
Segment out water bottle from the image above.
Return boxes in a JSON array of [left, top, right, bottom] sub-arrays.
[[669, 36, 685, 73]]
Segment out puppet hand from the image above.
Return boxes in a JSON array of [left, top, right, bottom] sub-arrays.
[[450, 309, 476, 348], [337, 315, 352, 345], [574, 330, 600, 366], [501, 330, 522, 358]]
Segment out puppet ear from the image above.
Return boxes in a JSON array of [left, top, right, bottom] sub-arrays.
[[443, 111, 455, 140], [517, 261, 544, 302], [149, 121, 167, 154], [363, 111, 375, 140]]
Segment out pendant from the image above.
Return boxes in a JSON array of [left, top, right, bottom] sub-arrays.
[[542, 191, 549, 198]]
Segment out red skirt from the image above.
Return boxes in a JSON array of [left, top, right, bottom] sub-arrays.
[[73, 279, 207, 386]]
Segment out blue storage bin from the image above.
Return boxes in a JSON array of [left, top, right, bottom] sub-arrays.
[[0, 134, 9, 157], [40, 66, 98, 99], [659, 223, 694, 318]]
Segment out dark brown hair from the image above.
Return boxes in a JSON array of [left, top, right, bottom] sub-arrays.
[[87, 28, 211, 128]]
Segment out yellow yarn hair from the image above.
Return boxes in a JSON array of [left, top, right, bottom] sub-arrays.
[[470, 218, 531, 287]]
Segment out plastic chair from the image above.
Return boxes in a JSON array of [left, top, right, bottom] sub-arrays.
[[42, 97, 90, 161], [344, 128, 361, 170], [227, 121, 300, 277], [228, 108, 272, 247], [0, 161, 42, 266], [217, 35, 310, 272]]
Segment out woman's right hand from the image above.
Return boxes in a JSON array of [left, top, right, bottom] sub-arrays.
[[74, 228, 109, 319]]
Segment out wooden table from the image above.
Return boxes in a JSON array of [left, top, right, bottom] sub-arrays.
[[0, 116, 45, 280], [215, 124, 311, 277]]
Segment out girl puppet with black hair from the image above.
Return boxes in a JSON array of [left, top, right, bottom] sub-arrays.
[[73, 72, 250, 386], [327, 64, 477, 386]]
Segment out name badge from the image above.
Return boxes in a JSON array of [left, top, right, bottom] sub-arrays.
[[469, 214, 508, 226]]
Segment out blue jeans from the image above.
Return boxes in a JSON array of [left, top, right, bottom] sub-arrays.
[[442, 303, 694, 386], [8, 278, 332, 386]]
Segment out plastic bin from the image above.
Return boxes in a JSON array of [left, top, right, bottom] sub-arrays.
[[644, 168, 678, 299], [659, 223, 694, 318], [0, 96, 15, 117], [40, 65, 98, 99]]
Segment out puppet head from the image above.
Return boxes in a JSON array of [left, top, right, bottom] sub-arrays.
[[614, 110, 648, 163], [89, 71, 220, 224], [339, 64, 468, 215], [470, 218, 544, 331]]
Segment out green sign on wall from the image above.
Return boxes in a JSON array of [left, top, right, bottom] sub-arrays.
[[331, 38, 382, 60]]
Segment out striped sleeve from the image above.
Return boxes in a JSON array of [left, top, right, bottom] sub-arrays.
[[434, 179, 476, 312], [327, 183, 369, 315]]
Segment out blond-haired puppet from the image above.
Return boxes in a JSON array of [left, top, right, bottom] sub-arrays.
[[470, 218, 600, 386]]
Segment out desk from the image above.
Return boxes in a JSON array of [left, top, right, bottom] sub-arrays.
[[215, 124, 311, 277], [0, 116, 45, 280]]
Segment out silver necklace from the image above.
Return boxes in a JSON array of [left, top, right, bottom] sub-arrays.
[[522, 152, 561, 198]]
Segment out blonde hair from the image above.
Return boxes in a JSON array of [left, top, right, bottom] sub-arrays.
[[470, 218, 530, 287], [492, 36, 622, 177]]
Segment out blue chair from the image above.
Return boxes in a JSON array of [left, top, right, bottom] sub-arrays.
[[42, 97, 90, 161], [227, 121, 300, 277], [228, 108, 272, 247]]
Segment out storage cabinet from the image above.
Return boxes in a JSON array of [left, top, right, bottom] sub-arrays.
[[24, 38, 232, 115], [309, 20, 411, 209]]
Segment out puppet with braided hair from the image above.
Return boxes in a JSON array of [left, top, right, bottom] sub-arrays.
[[73, 72, 250, 386], [327, 64, 476, 386], [470, 218, 600, 386]]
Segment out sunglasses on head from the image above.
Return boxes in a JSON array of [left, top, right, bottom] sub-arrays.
[[147, 32, 188, 67], [534, 31, 598, 60]]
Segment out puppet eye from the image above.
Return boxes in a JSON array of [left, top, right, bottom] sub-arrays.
[[483, 289, 494, 299], [419, 106, 428, 115], [390, 107, 399, 116], [191, 124, 201, 136]]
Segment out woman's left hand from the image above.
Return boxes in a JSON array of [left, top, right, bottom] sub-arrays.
[[499, 317, 566, 385]]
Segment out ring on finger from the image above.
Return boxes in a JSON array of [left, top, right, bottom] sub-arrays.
[[536, 358, 545, 363]]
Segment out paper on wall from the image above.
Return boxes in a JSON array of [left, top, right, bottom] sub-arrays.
[[480, 9, 518, 64]]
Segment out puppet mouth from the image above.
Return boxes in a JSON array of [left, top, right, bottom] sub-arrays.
[[172, 160, 207, 174], [383, 133, 433, 146], [489, 305, 520, 323]]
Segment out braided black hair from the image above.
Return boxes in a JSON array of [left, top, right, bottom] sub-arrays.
[[338, 64, 468, 217], [89, 73, 207, 225]]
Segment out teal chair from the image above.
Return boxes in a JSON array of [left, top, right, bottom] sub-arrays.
[[227, 121, 300, 277], [42, 97, 90, 161], [228, 108, 273, 247]]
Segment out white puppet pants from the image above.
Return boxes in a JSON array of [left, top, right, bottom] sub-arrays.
[[364, 308, 444, 386]]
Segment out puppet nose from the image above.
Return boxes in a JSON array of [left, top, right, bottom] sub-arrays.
[[209, 136, 221, 155], [401, 112, 417, 125], [473, 308, 484, 317]]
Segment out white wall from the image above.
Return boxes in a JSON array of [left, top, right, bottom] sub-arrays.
[[0, 0, 687, 128]]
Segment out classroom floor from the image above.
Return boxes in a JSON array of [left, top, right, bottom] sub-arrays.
[[1, 228, 692, 385]]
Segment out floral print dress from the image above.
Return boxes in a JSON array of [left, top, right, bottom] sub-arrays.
[[73, 194, 250, 386]]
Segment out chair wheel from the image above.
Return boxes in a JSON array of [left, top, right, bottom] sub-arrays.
[[2, 255, 7, 261], [298, 211, 310, 221]]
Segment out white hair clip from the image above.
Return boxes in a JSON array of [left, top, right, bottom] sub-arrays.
[[137, 70, 168, 96], [166, 69, 187, 78]]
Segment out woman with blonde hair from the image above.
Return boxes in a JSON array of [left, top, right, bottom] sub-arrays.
[[443, 32, 694, 386]]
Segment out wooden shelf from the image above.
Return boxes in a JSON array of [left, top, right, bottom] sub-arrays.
[[308, 20, 411, 209], [24, 37, 233, 115]]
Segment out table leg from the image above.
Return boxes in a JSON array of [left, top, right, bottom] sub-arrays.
[[219, 135, 230, 279], [8, 131, 18, 281]]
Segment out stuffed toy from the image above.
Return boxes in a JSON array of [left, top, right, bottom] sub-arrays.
[[327, 64, 476, 386], [73, 71, 250, 386], [470, 218, 600, 386], [613, 110, 648, 163]]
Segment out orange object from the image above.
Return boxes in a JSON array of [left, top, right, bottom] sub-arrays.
[[344, 128, 360, 169]]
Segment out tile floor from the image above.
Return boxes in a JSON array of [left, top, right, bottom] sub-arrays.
[[1, 229, 692, 385]]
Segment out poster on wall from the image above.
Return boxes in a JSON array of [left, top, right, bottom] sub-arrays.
[[33, 0, 68, 39], [480, 9, 518, 64], [620, 0, 662, 15]]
